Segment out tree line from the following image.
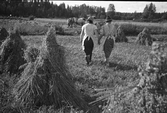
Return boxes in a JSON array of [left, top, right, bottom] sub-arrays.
[[107, 2, 167, 22], [0, 1, 167, 22], [0, 0, 106, 19]]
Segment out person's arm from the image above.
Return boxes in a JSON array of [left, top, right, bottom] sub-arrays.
[[80, 26, 84, 43], [98, 35, 103, 45], [113, 24, 117, 37], [94, 29, 99, 44], [112, 25, 117, 42], [98, 25, 104, 45]]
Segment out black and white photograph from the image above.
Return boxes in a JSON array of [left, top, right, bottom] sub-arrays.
[[0, 0, 167, 113]]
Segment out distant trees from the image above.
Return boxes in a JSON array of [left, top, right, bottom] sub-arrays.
[[140, 3, 167, 22], [106, 4, 115, 18], [58, 3, 66, 18], [142, 3, 156, 19], [161, 12, 167, 20], [0, 0, 106, 19], [133, 11, 138, 19], [0, 1, 166, 22]]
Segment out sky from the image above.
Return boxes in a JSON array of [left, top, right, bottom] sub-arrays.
[[50, 1, 167, 13]]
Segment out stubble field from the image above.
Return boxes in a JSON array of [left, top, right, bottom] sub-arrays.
[[1, 18, 167, 113]]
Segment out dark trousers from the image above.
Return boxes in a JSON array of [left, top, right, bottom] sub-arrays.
[[84, 37, 94, 63], [103, 38, 114, 58]]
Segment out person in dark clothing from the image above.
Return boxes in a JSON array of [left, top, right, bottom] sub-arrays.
[[98, 16, 117, 66]]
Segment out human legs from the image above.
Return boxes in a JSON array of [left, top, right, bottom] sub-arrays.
[[103, 38, 114, 65], [84, 37, 94, 65]]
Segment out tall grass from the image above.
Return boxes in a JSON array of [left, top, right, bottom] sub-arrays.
[[114, 23, 167, 36], [94, 19, 167, 36], [15, 21, 48, 35]]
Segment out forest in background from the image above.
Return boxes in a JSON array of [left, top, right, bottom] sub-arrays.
[[0, 0, 167, 22]]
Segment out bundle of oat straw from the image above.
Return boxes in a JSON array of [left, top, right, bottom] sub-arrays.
[[13, 27, 89, 111]]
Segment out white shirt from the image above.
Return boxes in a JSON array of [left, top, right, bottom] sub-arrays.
[[81, 23, 97, 50], [101, 23, 117, 40], [100, 23, 117, 44]]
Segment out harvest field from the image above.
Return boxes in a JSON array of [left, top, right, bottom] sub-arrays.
[[36, 18, 167, 27], [1, 18, 167, 113]]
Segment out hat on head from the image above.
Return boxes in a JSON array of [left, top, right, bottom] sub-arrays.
[[106, 16, 112, 22], [87, 16, 93, 22]]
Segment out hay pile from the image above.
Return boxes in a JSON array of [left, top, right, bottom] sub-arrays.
[[0, 29, 26, 75], [24, 46, 39, 63], [0, 27, 9, 45], [13, 27, 89, 111], [136, 27, 153, 46], [131, 41, 167, 112], [19, 46, 40, 71], [115, 25, 128, 42]]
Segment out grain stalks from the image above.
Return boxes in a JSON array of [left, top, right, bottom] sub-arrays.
[[13, 27, 89, 112]]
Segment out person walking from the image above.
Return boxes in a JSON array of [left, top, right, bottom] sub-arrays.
[[98, 16, 117, 66], [80, 17, 99, 66]]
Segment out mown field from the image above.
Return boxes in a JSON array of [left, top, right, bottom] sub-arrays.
[[1, 18, 167, 113], [22, 30, 167, 89], [36, 18, 167, 27], [22, 33, 167, 113]]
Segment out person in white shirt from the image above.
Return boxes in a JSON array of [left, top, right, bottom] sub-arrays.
[[98, 16, 117, 66], [80, 17, 99, 66]]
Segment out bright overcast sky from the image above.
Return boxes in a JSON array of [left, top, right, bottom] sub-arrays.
[[50, 1, 167, 13]]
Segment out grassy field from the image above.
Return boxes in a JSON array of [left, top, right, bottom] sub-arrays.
[[1, 18, 167, 36], [36, 18, 167, 27], [35, 18, 167, 36], [22, 33, 166, 94], [1, 18, 167, 112], [21, 31, 167, 112], [22, 34, 164, 89]]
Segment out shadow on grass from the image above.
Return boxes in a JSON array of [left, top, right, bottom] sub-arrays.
[[92, 60, 137, 71], [109, 62, 137, 71]]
